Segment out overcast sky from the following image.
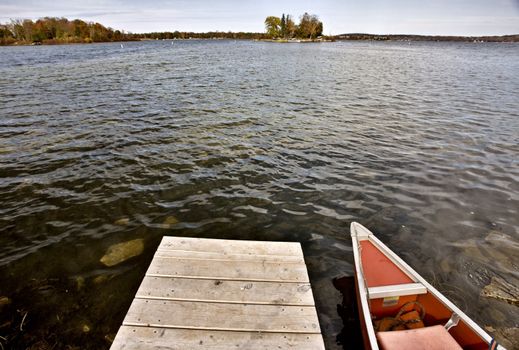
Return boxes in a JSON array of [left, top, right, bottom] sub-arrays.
[[1, 0, 519, 36]]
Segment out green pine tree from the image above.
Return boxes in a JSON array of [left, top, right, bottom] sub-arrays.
[[281, 14, 286, 38]]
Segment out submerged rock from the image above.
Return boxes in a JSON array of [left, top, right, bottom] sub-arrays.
[[0, 296, 11, 311], [114, 217, 130, 226], [75, 276, 85, 291], [452, 230, 518, 289], [483, 231, 519, 272], [480, 276, 519, 306], [162, 215, 179, 228], [485, 326, 496, 332], [100, 239, 144, 267], [486, 327, 519, 350], [488, 308, 506, 322], [93, 275, 109, 284], [439, 258, 452, 274], [104, 333, 116, 343]]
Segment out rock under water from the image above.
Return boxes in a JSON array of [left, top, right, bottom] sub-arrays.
[[100, 239, 144, 267], [162, 215, 179, 228], [480, 276, 519, 306], [114, 217, 130, 226], [485, 327, 519, 350]]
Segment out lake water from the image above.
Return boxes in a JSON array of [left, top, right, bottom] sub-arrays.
[[0, 40, 518, 349]]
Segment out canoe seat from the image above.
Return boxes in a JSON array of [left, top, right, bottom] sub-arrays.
[[368, 282, 427, 299], [377, 325, 462, 350]]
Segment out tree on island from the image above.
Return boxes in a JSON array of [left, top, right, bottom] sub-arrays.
[[264, 12, 323, 39], [280, 14, 286, 38], [298, 13, 323, 39], [285, 15, 297, 38], [264, 16, 281, 38]]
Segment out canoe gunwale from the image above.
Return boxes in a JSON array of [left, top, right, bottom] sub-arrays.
[[350, 222, 498, 349], [351, 229, 379, 349]]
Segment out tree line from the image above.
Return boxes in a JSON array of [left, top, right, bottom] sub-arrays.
[[133, 31, 269, 40], [264, 13, 323, 39], [0, 17, 274, 45], [335, 33, 519, 42], [0, 15, 325, 46], [0, 17, 137, 45]]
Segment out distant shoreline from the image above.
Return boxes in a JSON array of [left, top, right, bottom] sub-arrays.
[[2, 17, 518, 46], [334, 33, 519, 43], [257, 38, 334, 43], [1, 34, 518, 47]]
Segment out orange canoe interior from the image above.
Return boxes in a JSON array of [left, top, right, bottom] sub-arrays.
[[359, 240, 488, 350]]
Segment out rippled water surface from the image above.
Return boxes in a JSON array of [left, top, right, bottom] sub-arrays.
[[1, 40, 518, 349]]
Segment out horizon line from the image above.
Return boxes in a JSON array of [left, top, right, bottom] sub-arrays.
[[1, 16, 519, 38]]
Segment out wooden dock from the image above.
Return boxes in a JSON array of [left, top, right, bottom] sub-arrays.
[[111, 236, 325, 349]]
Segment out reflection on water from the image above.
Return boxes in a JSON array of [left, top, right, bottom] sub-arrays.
[[0, 40, 518, 349]]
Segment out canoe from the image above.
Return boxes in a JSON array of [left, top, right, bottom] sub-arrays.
[[350, 222, 504, 350]]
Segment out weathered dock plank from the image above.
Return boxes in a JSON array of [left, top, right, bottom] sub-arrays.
[[159, 236, 303, 256], [147, 256, 309, 282], [112, 327, 326, 350], [124, 299, 321, 333], [136, 276, 315, 305], [154, 249, 305, 263], [110, 236, 325, 349]]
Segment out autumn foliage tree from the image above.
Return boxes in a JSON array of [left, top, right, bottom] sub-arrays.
[[264, 16, 281, 38], [285, 15, 296, 38], [264, 12, 323, 39], [297, 13, 323, 39], [0, 17, 135, 45]]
